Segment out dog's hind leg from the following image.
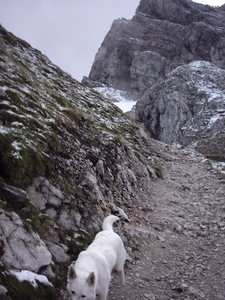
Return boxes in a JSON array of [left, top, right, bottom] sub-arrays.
[[118, 269, 125, 285]]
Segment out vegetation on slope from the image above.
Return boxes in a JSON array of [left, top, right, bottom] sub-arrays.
[[0, 25, 158, 188]]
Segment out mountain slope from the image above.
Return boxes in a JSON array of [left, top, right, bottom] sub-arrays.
[[0, 25, 161, 298]]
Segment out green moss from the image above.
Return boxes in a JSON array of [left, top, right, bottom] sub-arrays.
[[0, 132, 47, 187], [46, 133, 60, 153], [65, 230, 93, 261], [21, 205, 48, 237]]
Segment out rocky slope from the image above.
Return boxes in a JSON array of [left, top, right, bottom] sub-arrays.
[[0, 25, 161, 299], [136, 60, 225, 158]]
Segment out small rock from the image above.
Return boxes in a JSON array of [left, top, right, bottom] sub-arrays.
[[178, 211, 185, 218], [0, 182, 27, 205], [172, 222, 183, 233], [144, 293, 156, 299], [218, 221, 225, 228], [0, 285, 7, 295], [189, 286, 205, 299]]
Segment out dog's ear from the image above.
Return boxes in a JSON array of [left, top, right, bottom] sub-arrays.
[[68, 266, 77, 280], [86, 271, 95, 286]]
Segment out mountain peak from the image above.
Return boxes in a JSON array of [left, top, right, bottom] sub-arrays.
[[85, 0, 225, 95]]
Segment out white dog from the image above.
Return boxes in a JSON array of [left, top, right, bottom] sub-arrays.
[[67, 215, 126, 300]]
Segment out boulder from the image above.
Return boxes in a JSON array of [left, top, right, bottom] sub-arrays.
[[0, 209, 52, 273]]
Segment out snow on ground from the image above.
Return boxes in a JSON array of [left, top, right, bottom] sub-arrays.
[[115, 101, 136, 112], [211, 161, 225, 175], [94, 86, 137, 112], [9, 270, 53, 288]]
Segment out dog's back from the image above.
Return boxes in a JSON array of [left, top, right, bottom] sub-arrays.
[[88, 215, 126, 284], [67, 215, 126, 300]]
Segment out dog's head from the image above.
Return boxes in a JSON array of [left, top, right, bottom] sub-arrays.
[[67, 266, 96, 300]]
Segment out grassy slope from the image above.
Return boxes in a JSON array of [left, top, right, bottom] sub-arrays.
[[0, 25, 144, 188]]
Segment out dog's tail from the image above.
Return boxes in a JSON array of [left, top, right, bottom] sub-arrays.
[[102, 215, 120, 232]]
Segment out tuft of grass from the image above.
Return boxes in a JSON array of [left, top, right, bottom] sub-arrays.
[[64, 230, 93, 261], [0, 132, 48, 188]]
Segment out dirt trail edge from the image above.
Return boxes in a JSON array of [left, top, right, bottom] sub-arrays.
[[108, 143, 225, 300]]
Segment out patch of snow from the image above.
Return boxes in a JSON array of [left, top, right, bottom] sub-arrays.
[[20, 86, 30, 94], [9, 270, 53, 288], [128, 37, 142, 42], [11, 122, 24, 128], [11, 141, 23, 159], [1, 100, 10, 105], [94, 87, 129, 102], [115, 101, 136, 112], [0, 126, 9, 134], [211, 161, 225, 175], [208, 114, 221, 126], [94, 86, 137, 112], [208, 92, 223, 102]]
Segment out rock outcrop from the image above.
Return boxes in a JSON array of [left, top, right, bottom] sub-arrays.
[[0, 209, 52, 273], [136, 61, 225, 157], [85, 0, 225, 95], [83, 0, 225, 157]]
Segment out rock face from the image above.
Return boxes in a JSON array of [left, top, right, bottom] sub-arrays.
[[136, 61, 225, 156], [84, 0, 225, 156], [86, 0, 225, 95]]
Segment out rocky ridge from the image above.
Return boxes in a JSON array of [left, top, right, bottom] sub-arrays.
[[85, 0, 225, 95]]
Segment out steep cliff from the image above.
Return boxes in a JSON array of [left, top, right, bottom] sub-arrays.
[[85, 0, 225, 95]]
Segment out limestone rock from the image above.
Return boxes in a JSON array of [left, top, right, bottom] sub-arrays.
[[136, 61, 225, 156], [0, 181, 27, 205], [26, 177, 64, 210], [0, 209, 52, 273], [85, 0, 225, 95], [45, 241, 69, 264]]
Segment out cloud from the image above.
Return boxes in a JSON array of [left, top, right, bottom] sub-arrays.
[[0, 0, 140, 81]]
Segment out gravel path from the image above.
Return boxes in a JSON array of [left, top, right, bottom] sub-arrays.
[[108, 143, 225, 300]]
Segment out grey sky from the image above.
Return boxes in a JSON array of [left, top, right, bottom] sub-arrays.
[[0, 0, 224, 82]]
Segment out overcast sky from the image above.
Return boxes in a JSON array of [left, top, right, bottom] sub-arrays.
[[0, 0, 224, 82]]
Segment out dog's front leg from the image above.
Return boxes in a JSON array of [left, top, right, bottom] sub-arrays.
[[96, 289, 108, 300]]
